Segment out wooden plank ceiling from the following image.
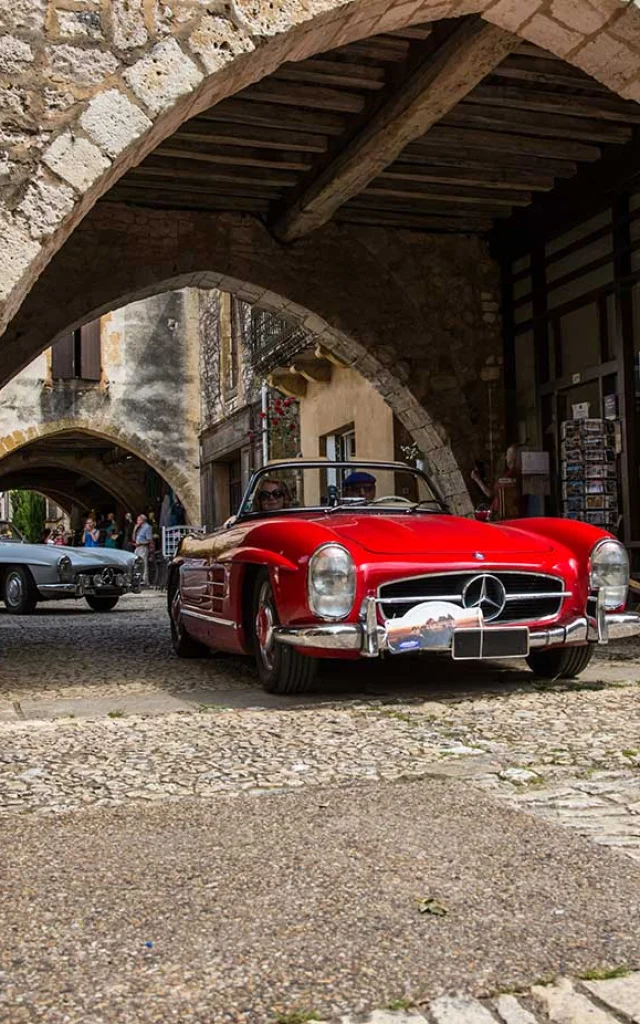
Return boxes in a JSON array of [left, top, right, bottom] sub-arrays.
[[105, 16, 640, 237]]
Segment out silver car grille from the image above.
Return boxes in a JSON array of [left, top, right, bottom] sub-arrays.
[[378, 571, 570, 625]]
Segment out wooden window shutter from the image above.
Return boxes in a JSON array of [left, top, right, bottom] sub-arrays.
[[80, 319, 101, 380], [51, 333, 75, 379]]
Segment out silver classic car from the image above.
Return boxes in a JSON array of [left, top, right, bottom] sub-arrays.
[[0, 529, 142, 613]]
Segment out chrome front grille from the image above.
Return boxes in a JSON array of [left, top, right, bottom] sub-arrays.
[[378, 572, 568, 624]]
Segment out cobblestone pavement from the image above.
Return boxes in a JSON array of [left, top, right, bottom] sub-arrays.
[[1, 593, 640, 861], [2, 595, 640, 1022]]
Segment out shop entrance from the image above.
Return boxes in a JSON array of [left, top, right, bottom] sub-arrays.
[[503, 182, 640, 564]]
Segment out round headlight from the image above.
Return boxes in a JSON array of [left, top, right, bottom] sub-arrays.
[[590, 539, 629, 609], [57, 555, 74, 583], [308, 543, 356, 621]]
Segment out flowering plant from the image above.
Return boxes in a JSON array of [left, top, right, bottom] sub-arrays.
[[251, 391, 300, 459]]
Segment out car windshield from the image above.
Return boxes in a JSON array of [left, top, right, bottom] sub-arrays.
[[0, 522, 24, 542], [238, 461, 447, 518]]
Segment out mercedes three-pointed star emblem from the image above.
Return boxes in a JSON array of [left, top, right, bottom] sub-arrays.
[[462, 574, 507, 622]]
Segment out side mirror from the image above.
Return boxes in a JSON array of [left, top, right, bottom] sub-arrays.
[[474, 505, 493, 523]]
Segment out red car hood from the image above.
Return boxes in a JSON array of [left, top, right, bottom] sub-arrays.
[[322, 514, 555, 556]]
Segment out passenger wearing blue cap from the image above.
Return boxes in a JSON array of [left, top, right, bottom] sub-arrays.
[[343, 470, 376, 500]]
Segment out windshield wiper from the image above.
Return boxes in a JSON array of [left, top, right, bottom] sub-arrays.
[[408, 499, 450, 514], [325, 499, 369, 513]]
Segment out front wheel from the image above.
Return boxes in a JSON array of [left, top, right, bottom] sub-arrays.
[[252, 568, 317, 694], [86, 595, 120, 612], [169, 582, 210, 658], [526, 644, 594, 681], [3, 567, 38, 614]]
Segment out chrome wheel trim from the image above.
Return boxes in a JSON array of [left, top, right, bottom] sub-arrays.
[[255, 581, 276, 673], [170, 589, 184, 640], [6, 572, 24, 607]]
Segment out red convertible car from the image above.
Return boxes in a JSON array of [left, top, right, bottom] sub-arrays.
[[168, 459, 640, 693]]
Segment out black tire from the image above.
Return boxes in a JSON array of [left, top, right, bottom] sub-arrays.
[[526, 644, 594, 681], [85, 595, 120, 612], [252, 568, 317, 694], [3, 566, 38, 615], [169, 579, 210, 658]]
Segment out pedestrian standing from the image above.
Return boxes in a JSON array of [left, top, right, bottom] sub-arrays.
[[104, 512, 121, 549], [133, 513, 153, 585], [82, 518, 100, 547], [123, 512, 135, 552]]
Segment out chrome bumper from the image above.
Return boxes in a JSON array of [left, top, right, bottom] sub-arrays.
[[273, 607, 640, 657], [39, 578, 142, 599]]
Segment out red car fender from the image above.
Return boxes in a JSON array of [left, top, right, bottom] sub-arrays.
[[223, 546, 298, 572], [502, 518, 615, 564]]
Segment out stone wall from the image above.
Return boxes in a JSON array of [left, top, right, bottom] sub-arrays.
[[1, 0, 640, 347], [0, 204, 505, 514], [0, 289, 202, 520]]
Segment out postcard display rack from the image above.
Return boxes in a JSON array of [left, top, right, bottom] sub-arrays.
[[561, 419, 618, 529]]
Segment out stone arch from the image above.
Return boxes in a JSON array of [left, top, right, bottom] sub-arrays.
[[0, 460, 137, 515], [0, 421, 199, 522], [0, 207, 498, 513], [2, 0, 640, 341]]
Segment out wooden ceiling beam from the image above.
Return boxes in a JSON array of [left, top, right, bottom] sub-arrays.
[[127, 167, 283, 198], [466, 84, 640, 124], [347, 194, 514, 217], [381, 165, 554, 191], [199, 99, 346, 135], [242, 80, 365, 114], [334, 39, 410, 63], [137, 155, 298, 189], [275, 60, 386, 91], [175, 122, 329, 153], [490, 56, 609, 91], [335, 207, 494, 232], [416, 125, 601, 162], [445, 103, 633, 144], [154, 144, 313, 173], [112, 176, 281, 199], [273, 18, 520, 242], [367, 181, 530, 206], [396, 145, 577, 178], [107, 190, 271, 213]]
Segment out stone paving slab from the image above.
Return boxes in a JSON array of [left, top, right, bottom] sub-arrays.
[[583, 973, 640, 1022], [2, 779, 640, 1024], [334, 973, 640, 1021]]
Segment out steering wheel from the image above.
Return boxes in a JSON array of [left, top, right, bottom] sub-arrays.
[[369, 495, 415, 506]]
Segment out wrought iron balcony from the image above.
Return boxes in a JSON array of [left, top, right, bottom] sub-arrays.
[[249, 308, 309, 375]]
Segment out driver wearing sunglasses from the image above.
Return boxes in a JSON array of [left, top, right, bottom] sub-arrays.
[[256, 479, 290, 513]]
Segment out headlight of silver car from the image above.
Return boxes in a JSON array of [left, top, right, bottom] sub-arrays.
[[57, 555, 74, 583], [589, 538, 629, 609], [308, 543, 356, 621], [133, 556, 144, 577]]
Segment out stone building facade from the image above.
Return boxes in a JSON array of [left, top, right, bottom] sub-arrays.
[[1, 208, 506, 515], [1, 0, 639, 343], [0, 289, 202, 522], [2, 0, 637, 523]]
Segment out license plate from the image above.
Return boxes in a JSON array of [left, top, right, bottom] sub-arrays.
[[452, 627, 529, 660]]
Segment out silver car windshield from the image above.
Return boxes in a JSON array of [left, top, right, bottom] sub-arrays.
[[237, 461, 448, 518]]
